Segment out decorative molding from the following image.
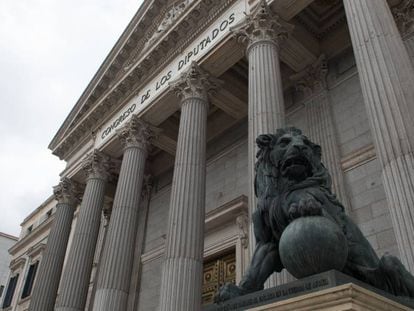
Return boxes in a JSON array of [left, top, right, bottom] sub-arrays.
[[393, 0, 414, 39], [231, 0, 293, 51], [81, 149, 113, 181], [236, 213, 249, 249], [27, 243, 46, 259], [9, 257, 26, 271], [53, 177, 81, 206], [51, 0, 235, 160], [141, 244, 165, 264], [341, 144, 376, 172], [116, 115, 156, 151], [170, 61, 222, 102], [205, 195, 248, 232], [141, 195, 248, 263], [145, 0, 195, 49], [141, 174, 154, 199]]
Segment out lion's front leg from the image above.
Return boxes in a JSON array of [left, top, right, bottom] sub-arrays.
[[215, 242, 281, 303], [215, 208, 282, 303]]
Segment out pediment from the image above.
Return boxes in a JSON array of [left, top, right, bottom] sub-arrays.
[[49, 0, 205, 158], [49, 0, 170, 154]]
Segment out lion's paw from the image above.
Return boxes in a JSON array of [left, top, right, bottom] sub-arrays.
[[288, 198, 322, 220], [214, 283, 246, 303]]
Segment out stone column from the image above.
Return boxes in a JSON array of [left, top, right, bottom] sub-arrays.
[[55, 150, 112, 311], [92, 116, 153, 311], [232, 0, 291, 253], [291, 55, 351, 213], [231, 0, 292, 286], [28, 178, 79, 311], [344, 0, 414, 272], [158, 62, 220, 311], [393, 0, 414, 65]]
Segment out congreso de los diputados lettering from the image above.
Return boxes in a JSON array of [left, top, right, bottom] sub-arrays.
[[3, 0, 414, 310]]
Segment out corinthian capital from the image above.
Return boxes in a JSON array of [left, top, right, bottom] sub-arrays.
[[170, 62, 222, 102], [231, 0, 293, 51], [116, 115, 155, 151], [393, 0, 414, 39], [53, 177, 80, 206], [82, 150, 113, 181], [290, 55, 328, 96]]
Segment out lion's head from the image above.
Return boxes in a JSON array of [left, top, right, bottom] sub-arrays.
[[255, 127, 332, 198]]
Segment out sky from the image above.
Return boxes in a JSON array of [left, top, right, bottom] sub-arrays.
[[0, 0, 143, 237]]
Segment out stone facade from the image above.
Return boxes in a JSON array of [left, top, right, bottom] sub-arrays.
[[3, 0, 414, 310], [0, 234, 18, 306]]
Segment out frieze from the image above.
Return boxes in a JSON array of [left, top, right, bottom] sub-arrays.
[[94, 0, 244, 147]]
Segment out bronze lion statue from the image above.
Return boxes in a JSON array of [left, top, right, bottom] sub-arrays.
[[215, 127, 414, 304]]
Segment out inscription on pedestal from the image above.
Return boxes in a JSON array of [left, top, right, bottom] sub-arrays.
[[205, 272, 332, 311]]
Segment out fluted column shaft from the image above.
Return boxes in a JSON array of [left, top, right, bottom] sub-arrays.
[[306, 90, 350, 212], [158, 62, 220, 311], [344, 0, 414, 272], [247, 41, 285, 253], [291, 56, 351, 212], [92, 117, 152, 311], [29, 179, 79, 311], [56, 151, 111, 311]]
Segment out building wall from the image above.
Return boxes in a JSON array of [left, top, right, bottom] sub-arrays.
[[329, 52, 398, 258], [0, 234, 18, 302]]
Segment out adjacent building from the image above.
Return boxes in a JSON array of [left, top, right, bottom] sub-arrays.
[[3, 0, 414, 310]]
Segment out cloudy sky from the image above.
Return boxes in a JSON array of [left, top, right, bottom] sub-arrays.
[[0, 0, 143, 237]]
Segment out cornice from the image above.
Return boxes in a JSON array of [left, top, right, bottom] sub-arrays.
[[49, 0, 167, 154], [9, 216, 53, 256], [50, 0, 236, 161]]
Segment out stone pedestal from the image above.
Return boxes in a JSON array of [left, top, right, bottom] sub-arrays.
[[92, 116, 153, 311], [344, 0, 414, 273], [249, 284, 411, 311], [55, 150, 112, 311], [28, 178, 79, 311], [158, 62, 220, 311], [205, 270, 413, 311]]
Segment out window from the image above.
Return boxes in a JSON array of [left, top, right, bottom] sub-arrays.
[[0, 285, 4, 298], [2, 274, 19, 308], [202, 251, 236, 305], [27, 225, 33, 235], [21, 261, 39, 299]]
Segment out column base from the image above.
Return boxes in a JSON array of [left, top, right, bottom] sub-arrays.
[[204, 270, 414, 311]]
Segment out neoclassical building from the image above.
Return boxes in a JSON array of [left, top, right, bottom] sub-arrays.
[[3, 0, 414, 310]]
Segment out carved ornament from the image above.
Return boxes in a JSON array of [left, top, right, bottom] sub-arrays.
[[231, 0, 293, 51], [116, 115, 156, 151], [170, 61, 222, 102], [393, 0, 414, 39], [53, 177, 80, 206], [290, 54, 328, 96], [236, 214, 249, 249], [145, 0, 195, 49], [81, 150, 113, 181]]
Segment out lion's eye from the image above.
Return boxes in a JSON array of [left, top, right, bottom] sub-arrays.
[[279, 138, 291, 146]]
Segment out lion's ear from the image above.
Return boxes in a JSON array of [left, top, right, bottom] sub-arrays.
[[256, 134, 274, 149], [312, 144, 322, 158]]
